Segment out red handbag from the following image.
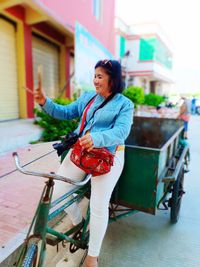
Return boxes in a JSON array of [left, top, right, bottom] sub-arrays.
[[70, 140, 114, 176], [70, 94, 115, 176]]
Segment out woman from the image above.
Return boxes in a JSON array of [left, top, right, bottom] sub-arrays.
[[34, 59, 134, 267]]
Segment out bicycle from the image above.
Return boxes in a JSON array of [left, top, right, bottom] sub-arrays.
[[13, 152, 92, 267]]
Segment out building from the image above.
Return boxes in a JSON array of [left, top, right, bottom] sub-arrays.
[[115, 17, 174, 96], [0, 0, 115, 121]]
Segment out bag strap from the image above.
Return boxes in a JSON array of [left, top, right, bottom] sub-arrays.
[[79, 96, 96, 134]]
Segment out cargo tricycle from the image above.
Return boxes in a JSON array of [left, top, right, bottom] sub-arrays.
[[13, 117, 189, 267]]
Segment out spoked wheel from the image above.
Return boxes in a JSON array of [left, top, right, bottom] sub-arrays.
[[170, 165, 185, 223]]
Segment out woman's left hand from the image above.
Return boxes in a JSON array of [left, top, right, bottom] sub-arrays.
[[79, 133, 94, 151]]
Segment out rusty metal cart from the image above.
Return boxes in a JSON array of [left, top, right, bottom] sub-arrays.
[[111, 116, 190, 223]]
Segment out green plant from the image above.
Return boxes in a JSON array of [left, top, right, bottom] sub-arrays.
[[34, 97, 79, 142], [123, 86, 144, 106], [144, 93, 165, 107]]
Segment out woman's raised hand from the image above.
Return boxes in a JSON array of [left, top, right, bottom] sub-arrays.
[[23, 66, 46, 106], [34, 66, 46, 106]]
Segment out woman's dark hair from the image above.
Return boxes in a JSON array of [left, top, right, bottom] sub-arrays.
[[95, 59, 124, 94]]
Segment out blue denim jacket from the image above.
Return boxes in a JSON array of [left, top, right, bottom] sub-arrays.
[[42, 91, 134, 154]]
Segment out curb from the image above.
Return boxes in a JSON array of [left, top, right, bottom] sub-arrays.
[[0, 231, 26, 267]]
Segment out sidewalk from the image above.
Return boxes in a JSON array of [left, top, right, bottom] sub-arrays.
[[0, 119, 59, 264], [0, 142, 60, 264], [0, 119, 42, 156]]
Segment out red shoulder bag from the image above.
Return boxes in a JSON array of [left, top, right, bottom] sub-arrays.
[[70, 96, 114, 176]]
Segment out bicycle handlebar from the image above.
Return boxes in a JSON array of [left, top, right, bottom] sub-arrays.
[[12, 152, 91, 186]]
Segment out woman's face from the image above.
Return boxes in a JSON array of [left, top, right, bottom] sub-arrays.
[[93, 67, 112, 98]]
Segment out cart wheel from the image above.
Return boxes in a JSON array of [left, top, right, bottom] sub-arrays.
[[170, 165, 185, 223]]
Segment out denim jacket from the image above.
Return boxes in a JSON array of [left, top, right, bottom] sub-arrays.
[[42, 91, 134, 154]]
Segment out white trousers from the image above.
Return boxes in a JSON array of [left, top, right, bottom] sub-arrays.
[[52, 149, 124, 257]]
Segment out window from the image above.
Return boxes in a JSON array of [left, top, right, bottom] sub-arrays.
[[120, 36, 126, 57], [139, 37, 172, 69], [93, 0, 102, 20], [139, 38, 156, 61]]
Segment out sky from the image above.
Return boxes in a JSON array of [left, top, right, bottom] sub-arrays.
[[115, 0, 200, 94]]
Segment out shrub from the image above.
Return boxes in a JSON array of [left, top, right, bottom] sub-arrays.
[[123, 86, 144, 106], [34, 97, 79, 142], [144, 93, 165, 107]]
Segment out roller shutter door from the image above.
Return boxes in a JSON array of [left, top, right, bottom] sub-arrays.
[[32, 35, 60, 98], [0, 18, 19, 120]]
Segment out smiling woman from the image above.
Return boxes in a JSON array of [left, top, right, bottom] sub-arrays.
[[33, 59, 134, 267]]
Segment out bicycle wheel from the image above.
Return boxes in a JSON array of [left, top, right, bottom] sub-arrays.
[[170, 166, 185, 223], [22, 244, 38, 267]]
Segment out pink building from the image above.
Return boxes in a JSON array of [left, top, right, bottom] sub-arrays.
[[0, 0, 115, 120]]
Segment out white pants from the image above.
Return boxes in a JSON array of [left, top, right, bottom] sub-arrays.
[[52, 149, 124, 257]]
